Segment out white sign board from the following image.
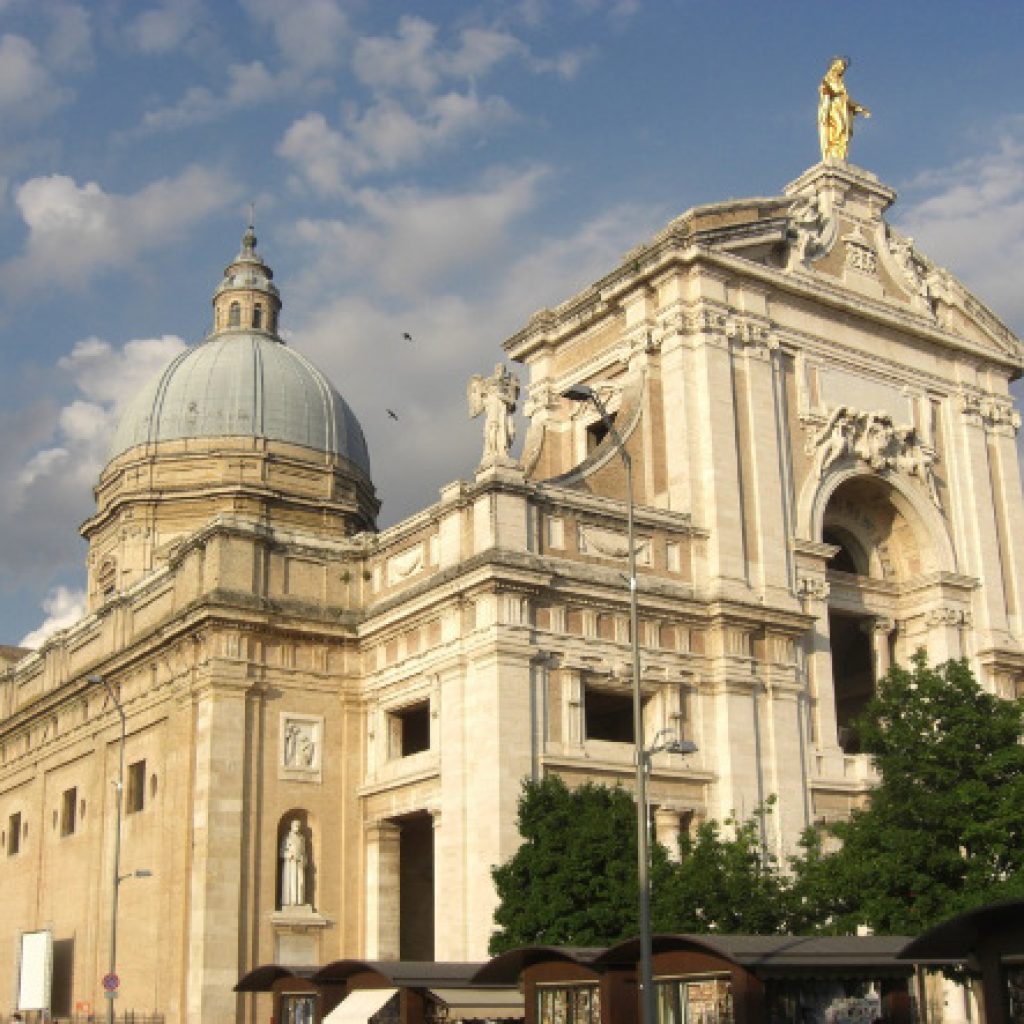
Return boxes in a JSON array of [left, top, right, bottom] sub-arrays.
[[18, 929, 52, 1011]]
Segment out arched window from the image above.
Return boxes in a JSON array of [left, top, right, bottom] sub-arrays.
[[228, 301, 241, 327], [252, 303, 263, 329]]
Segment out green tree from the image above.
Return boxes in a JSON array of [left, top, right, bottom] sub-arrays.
[[489, 777, 791, 953], [790, 653, 1024, 933], [654, 803, 791, 934]]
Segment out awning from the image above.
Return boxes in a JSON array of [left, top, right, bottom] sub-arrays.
[[428, 987, 525, 1019], [323, 987, 398, 1024]]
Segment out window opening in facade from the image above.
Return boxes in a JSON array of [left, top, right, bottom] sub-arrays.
[[823, 527, 862, 574], [829, 611, 875, 753], [389, 701, 430, 757], [252, 303, 263, 329], [585, 686, 635, 743], [60, 787, 77, 836], [538, 984, 601, 1024], [7, 812, 21, 855], [656, 975, 733, 1024], [127, 759, 146, 814], [228, 301, 241, 327]]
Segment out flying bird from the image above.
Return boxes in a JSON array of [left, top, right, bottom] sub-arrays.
[[403, 332, 413, 342], [387, 409, 399, 420]]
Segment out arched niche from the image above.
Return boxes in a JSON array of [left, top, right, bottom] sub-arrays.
[[276, 809, 316, 911]]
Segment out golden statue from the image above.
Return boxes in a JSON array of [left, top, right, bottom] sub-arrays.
[[818, 56, 870, 160]]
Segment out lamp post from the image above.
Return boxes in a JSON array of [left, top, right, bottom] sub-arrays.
[[642, 730, 698, 850], [562, 383, 659, 1024], [90, 674, 124, 1024]]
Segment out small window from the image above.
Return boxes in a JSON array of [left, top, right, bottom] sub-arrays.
[[127, 760, 146, 814], [388, 701, 430, 758], [584, 687, 635, 743], [252, 303, 263, 329], [8, 812, 21, 855], [228, 301, 241, 327], [60, 788, 77, 837]]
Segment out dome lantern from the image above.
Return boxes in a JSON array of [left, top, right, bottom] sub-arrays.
[[211, 219, 282, 336]]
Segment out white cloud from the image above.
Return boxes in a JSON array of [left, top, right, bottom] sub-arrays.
[[294, 168, 547, 296], [278, 91, 515, 196], [139, 61, 282, 132], [896, 121, 1024, 336], [0, 33, 70, 119], [241, 0, 349, 73], [4, 165, 237, 293], [124, 0, 203, 53], [0, 335, 186, 591], [20, 586, 87, 649]]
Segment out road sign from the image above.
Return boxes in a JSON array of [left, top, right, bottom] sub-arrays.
[[102, 973, 120, 992]]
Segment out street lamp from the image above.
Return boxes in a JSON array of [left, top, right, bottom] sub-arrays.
[[561, 383, 660, 1024], [642, 730, 698, 849]]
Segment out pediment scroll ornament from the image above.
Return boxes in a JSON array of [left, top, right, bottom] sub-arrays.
[[787, 194, 835, 269], [809, 405, 941, 507]]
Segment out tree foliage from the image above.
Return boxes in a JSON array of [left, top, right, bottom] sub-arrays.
[[489, 777, 785, 953], [791, 653, 1024, 933], [490, 657, 1024, 948]]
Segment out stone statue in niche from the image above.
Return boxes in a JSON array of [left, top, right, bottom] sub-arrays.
[[280, 819, 308, 907], [283, 721, 316, 769], [468, 363, 520, 467]]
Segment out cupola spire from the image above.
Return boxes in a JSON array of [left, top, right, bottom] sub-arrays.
[[211, 216, 282, 338]]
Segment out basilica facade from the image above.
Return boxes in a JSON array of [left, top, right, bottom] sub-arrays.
[[1, 156, 1022, 1024]]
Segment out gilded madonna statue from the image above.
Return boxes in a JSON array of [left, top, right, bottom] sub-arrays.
[[818, 56, 870, 160]]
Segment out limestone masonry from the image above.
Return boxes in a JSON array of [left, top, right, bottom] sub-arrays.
[[2, 158, 1023, 1023]]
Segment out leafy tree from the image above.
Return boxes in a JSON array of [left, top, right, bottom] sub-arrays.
[[654, 802, 791, 934], [489, 775, 673, 953], [790, 653, 1024, 933], [489, 777, 788, 953]]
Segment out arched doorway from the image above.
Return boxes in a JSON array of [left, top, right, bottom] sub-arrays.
[[819, 474, 933, 752]]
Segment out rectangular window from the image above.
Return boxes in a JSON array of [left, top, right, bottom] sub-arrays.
[[60, 787, 77, 837], [656, 976, 733, 1024], [584, 686, 635, 743], [8, 812, 21, 855], [127, 760, 146, 814], [388, 701, 431, 758], [537, 985, 601, 1024]]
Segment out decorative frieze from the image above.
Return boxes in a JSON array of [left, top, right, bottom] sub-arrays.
[[926, 607, 972, 628], [844, 240, 878, 276], [577, 523, 652, 565], [808, 405, 941, 506]]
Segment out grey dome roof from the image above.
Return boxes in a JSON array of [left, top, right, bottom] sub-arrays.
[[106, 332, 371, 476]]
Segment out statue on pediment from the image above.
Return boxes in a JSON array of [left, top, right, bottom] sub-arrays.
[[468, 363, 520, 467], [818, 57, 870, 161]]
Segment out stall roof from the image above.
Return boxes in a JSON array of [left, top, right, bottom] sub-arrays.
[[313, 960, 490, 988], [472, 947, 606, 984], [235, 964, 319, 992], [898, 899, 1024, 960]]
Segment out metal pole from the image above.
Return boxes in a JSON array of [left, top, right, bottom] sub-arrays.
[[561, 385, 655, 1024], [99, 677, 125, 1024], [625, 449, 656, 1024]]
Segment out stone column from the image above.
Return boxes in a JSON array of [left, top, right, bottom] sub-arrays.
[[864, 617, 895, 681], [364, 820, 400, 959]]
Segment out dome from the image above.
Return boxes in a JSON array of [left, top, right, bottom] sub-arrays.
[[106, 332, 371, 474], [105, 225, 371, 477]]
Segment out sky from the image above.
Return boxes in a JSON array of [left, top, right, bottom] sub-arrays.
[[2, 0, 1024, 648]]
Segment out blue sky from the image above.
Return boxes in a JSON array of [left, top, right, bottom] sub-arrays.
[[2, 0, 1024, 646]]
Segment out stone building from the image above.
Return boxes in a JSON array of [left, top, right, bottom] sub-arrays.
[[1, 156, 1022, 1024]]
